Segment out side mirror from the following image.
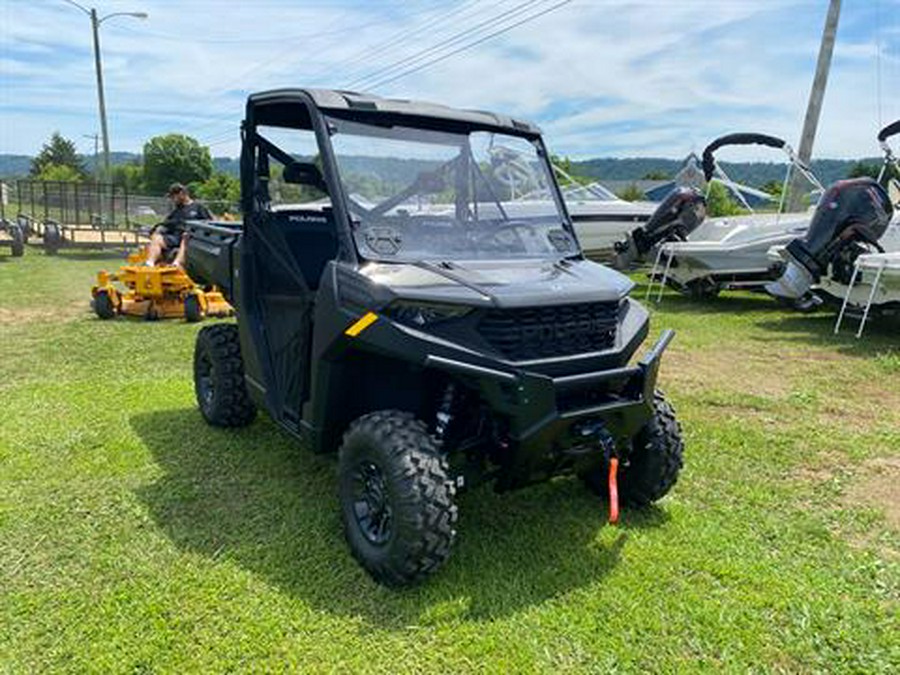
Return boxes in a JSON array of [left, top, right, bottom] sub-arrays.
[[283, 162, 327, 193]]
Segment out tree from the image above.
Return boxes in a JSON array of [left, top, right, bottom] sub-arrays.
[[705, 181, 743, 217], [550, 154, 592, 186], [642, 170, 671, 180], [34, 163, 83, 182], [30, 132, 86, 179], [143, 134, 213, 194], [761, 180, 783, 198], [110, 163, 144, 191], [847, 161, 880, 180], [617, 183, 645, 202], [196, 173, 240, 207]]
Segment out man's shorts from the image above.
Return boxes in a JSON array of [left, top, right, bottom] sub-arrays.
[[155, 225, 184, 250]]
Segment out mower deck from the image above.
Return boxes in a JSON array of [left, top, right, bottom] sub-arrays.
[[92, 252, 233, 322]]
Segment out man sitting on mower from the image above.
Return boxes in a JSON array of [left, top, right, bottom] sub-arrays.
[[146, 183, 212, 267]]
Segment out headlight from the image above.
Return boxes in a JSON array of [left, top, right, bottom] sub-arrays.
[[384, 300, 472, 327]]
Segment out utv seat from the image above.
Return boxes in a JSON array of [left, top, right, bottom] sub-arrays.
[[268, 206, 339, 291]]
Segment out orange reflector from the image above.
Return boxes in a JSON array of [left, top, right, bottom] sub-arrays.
[[608, 457, 620, 525], [345, 311, 378, 337]]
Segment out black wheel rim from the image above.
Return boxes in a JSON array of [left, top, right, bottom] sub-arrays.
[[351, 461, 393, 546], [196, 352, 214, 410]]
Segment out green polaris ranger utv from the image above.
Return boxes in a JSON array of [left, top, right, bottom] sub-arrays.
[[185, 89, 684, 586]]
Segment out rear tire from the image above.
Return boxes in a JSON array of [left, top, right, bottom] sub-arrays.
[[582, 390, 684, 506], [17, 216, 33, 240], [93, 291, 117, 320], [10, 224, 24, 257], [44, 222, 62, 256], [339, 411, 457, 586], [193, 323, 256, 427]]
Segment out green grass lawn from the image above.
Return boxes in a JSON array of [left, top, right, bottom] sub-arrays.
[[1, 248, 898, 673]]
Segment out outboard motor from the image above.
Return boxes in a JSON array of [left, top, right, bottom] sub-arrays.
[[613, 186, 706, 268], [766, 177, 894, 299]]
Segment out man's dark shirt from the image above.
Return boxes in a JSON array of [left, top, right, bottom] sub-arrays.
[[163, 201, 212, 236]]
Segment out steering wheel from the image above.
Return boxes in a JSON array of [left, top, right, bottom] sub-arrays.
[[475, 221, 534, 252]]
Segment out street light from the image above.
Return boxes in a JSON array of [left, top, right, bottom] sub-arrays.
[[63, 1, 148, 181]]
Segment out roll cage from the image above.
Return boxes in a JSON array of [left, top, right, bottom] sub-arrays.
[[239, 89, 574, 269]]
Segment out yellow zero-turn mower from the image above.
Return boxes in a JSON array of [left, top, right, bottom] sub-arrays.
[[91, 249, 233, 322]]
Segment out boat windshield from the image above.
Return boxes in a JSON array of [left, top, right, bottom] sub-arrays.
[[553, 165, 620, 202], [708, 146, 825, 222], [326, 116, 579, 263], [561, 181, 620, 203], [878, 143, 900, 208]]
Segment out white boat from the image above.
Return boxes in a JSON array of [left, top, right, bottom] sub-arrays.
[[502, 162, 699, 263], [768, 121, 900, 309], [561, 179, 659, 260], [646, 133, 824, 300], [820, 121, 900, 335]]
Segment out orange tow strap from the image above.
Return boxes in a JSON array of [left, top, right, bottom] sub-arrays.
[[608, 457, 620, 524]]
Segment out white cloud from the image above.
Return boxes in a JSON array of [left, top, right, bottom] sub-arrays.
[[1, 0, 899, 161]]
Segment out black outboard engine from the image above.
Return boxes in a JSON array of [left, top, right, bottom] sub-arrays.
[[766, 177, 894, 299], [613, 186, 706, 268]]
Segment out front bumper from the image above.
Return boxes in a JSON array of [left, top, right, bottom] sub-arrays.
[[426, 329, 674, 489]]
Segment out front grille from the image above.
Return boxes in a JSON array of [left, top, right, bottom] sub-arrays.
[[477, 302, 619, 361]]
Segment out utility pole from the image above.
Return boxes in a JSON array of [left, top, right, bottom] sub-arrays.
[[63, 1, 148, 182], [789, 0, 841, 210], [797, 0, 841, 166], [89, 9, 111, 181]]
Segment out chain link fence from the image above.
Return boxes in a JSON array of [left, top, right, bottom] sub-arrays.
[[8, 180, 235, 230]]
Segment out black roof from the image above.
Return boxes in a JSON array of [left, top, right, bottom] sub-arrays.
[[246, 88, 542, 137]]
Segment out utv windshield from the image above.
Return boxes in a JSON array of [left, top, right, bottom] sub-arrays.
[[325, 116, 579, 262]]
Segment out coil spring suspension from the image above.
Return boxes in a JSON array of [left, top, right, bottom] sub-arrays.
[[434, 382, 455, 442]]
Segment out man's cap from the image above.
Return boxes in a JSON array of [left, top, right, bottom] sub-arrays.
[[167, 183, 186, 196]]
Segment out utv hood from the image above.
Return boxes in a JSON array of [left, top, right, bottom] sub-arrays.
[[358, 258, 634, 308]]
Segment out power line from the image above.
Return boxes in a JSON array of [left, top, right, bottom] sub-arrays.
[[207, 136, 240, 149], [106, 13, 417, 45], [364, 0, 574, 91], [167, 8, 369, 139], [345, 0, 545, 90], [173, 2, 478, 139], [199, 127, 240, 145], [168, 1, 572, 151], [326, 0, 485, 85]]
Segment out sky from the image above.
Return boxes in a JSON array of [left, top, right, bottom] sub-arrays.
[[1, 0, 899, 161]]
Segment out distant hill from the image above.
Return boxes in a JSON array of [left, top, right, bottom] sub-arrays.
[[0, 155, 32, 177], [1, 152, 883, 189], [571, 157, 883, 189], [213, 156, 240, 176], [0, 152, 237, 180]]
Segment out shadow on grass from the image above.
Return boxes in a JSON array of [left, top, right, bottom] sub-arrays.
[[641, 285, 898, 354], [641, 287, 796, 316], [752, 312, 900, 355], [131, 408, 667, 624]]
